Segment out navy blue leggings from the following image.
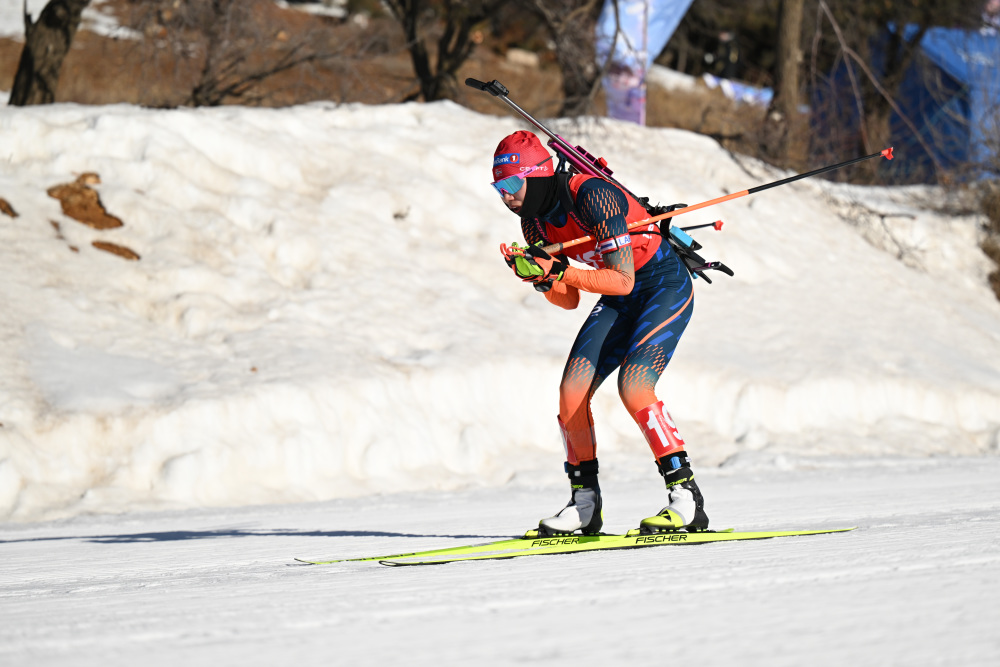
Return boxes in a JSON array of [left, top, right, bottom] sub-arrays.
[[558, 267, 694, 462]]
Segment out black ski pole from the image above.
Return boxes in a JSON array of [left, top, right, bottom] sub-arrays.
[[541, 148, 895, 255]]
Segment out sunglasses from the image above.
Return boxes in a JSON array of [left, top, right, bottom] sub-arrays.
[[490, 157, 553, 198]]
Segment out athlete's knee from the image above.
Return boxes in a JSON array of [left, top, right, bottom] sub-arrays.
[[560, 370, 599, 417], [559, 383, 590, 419], [619, 387, 657, 418], [617, 366, 658, 416]]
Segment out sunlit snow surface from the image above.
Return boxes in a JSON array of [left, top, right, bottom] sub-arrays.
[[1, 460, 998, 666], [0, 100, 999, 523]]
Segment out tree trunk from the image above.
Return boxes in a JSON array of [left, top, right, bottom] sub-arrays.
[[189, 0, 232, 107], [762, 0, 804, 161], [857, 25, 926, 157], [528, 0, 604, 117], [9, 0, 91, 106], [554, 18, 600, 117], [386, 0, 500, 103]]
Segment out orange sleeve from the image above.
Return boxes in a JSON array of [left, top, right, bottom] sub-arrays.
[[543, 279, 581, 310], [560, 265, 635, 296], [562, 179, 637, 296]]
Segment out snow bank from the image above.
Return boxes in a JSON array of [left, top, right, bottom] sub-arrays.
[[0, 100, 998, 522], [646, 65, 700, 93]]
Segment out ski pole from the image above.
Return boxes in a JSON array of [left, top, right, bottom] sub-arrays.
[[681, 220, 724, 232], [539, 148, 895, 256]]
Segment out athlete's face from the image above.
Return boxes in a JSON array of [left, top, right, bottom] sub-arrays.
[[501, 178, 527, 214]]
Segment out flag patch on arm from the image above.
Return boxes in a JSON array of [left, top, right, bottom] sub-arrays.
[[596, 234, 632, 255]]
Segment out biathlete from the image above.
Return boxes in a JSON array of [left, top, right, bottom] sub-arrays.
[[492, 130, 708, 536]]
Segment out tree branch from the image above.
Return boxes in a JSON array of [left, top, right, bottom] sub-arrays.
[[817, 0, 944, 175]]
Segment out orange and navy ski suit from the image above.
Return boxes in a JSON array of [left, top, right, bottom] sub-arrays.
[[521, 174, 694, 466]]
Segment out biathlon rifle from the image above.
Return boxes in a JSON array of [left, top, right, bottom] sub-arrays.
[[465, 77, 894, 284]]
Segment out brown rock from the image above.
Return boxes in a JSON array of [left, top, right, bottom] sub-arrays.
[[0, 198, 17, 218], [92, 241, 140, 261], [49, 220, 79, 253], [47, 173, 123, 230]]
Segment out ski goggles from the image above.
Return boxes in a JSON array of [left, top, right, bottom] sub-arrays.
[[490, 157, 553, 198]]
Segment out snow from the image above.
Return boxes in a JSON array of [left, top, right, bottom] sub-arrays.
[[0, 100, 998, 523], [0, 1, 351, 41], [647, 66, 775, 107], [2, 459, 998, 665], [0, 0, 137, 41], [0, 95, 998, 664], [647, 64, 701, 93], [274, 0, 348, 19]]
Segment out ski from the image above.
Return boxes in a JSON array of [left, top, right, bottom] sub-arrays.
[[293, 534, 549, 566], [294, 526, 855, 566]]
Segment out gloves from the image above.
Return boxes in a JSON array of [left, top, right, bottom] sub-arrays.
[[525, 243, 569, 282], [501, 242, 568, 284]]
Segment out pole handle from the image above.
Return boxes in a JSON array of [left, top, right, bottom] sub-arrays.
[[465, 78, 508, 97]]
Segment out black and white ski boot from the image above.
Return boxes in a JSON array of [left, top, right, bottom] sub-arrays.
[[537, 460, 603, 536], [639, 451, 709, 533]]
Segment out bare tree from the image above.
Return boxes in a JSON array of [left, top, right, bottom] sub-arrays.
[[811, 0, 979, 179], [524, 0, 606, 117], [9, 0, 92, 106], [384, 0, 504, 102], [761, 0, 804, 162], [126, 0, 368, 108], [190, 0, 319, 107]]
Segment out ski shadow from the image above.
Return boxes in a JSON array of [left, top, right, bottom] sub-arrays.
[[0, 529, 511, 545]]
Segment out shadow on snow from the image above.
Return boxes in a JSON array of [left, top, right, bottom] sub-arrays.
[[0, 529, 510, 544]]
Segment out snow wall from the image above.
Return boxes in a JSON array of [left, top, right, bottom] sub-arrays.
[[1, 101, 999, 521]]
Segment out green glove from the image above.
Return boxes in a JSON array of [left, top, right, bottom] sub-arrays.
[[502, 241, 567, 282], [524, 242, 568, 282]]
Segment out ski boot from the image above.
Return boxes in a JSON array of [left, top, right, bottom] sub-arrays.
[[537, 460, 603, 536], [639, 451, 709, 533]]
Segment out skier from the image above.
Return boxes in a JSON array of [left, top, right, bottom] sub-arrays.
[[492, 130, 709, 536]]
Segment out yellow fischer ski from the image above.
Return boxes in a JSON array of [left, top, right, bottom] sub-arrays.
[[294, 527, 856, 567]]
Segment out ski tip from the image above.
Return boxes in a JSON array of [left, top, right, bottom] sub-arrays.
[[294, 557, 344, 565], [881, 147, 894, 160]]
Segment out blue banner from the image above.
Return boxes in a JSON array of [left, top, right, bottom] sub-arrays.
[[596, 0, 696, 124]]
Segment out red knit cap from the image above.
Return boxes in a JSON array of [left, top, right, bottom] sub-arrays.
[[492, 131, 553, 181]]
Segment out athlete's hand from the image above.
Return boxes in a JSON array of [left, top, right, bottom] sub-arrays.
[[500, 242, 567, 284], [524, 243, 568, 282]]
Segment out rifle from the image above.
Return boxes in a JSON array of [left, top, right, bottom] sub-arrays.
[[466, 77, 893, 284]]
